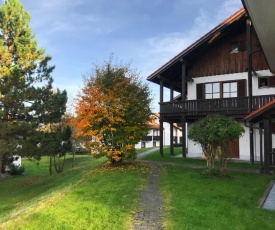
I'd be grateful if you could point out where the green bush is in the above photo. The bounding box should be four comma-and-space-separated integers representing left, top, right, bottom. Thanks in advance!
10, 164, 25, 175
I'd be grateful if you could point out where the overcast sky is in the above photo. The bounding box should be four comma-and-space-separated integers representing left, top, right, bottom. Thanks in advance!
15, 0, 242, 112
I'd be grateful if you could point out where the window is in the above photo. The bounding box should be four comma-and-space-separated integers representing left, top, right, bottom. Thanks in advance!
197, 80, 246, 100
258, 77, 268, 88
231, 42, 239, 53
196, 80, 247, 100
205, 82, 220, 99
153, 129, 159, 136
223, 82, 237, 98
258, 76, 275, 88
230, 41, 246, 53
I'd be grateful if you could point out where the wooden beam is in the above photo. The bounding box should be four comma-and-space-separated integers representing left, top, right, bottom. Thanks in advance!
263, 118, 272, 174
247, 19, 254, 164
160, 117, 164, 157
160, 77, 164, 103
159, 77, 164, 157
170, 85, 174, 155
170, 123, 174, 156
181, 115, 186, 158
181, 61, 186, 101
180, 61, 187, 158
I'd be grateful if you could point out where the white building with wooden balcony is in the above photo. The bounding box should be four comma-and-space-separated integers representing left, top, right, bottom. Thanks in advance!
135, 114, 182, 150
147, 5, 275, 173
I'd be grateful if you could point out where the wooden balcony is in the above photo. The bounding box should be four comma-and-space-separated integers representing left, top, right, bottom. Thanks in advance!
160, 95, 275, 121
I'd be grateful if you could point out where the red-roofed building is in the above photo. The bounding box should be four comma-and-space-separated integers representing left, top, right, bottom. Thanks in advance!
147, 7, 275, 170
135, 114, 182, 149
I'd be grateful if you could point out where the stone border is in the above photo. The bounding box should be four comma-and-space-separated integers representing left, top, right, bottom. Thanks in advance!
258, 180, 275, 208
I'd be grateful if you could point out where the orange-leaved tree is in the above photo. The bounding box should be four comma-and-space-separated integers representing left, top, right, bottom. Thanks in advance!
74, 60, 152, 164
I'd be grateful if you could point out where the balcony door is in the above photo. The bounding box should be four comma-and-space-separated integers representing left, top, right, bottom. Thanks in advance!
228, 139, 239, 158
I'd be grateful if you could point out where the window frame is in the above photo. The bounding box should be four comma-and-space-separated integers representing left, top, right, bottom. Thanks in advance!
258, 76, 275, 88
222, 81, 237, 98
197, 80, 245, 100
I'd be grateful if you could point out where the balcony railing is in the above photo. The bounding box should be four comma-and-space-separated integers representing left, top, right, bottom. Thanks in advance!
160, 95, 275, 118
141, 136, 161, 141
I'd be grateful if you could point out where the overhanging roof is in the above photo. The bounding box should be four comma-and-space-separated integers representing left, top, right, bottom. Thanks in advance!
242, 0, 275, 73
147, 8, 246, 90
245, 99, 275, 123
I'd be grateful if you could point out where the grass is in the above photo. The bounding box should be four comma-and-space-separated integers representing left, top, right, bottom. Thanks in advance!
0, 154, 150, 230
159, 165, 275, 230
142, 147, 261, 170
1, 149, 274, 229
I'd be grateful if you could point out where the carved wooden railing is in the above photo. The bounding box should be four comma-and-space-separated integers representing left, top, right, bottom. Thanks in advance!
160, 95, 275, 117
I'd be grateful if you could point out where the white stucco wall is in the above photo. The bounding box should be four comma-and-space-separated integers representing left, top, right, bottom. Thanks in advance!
187, 70, 275, 100
239, 122, 251, 160
135, 129, 160, 149
185, 70, 275, 160
187, 119, 275, 161
187, 123, 203, 158
187, 121, 252, 160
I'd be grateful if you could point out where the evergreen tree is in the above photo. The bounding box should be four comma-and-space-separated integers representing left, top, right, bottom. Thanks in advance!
0, 0, 67, 174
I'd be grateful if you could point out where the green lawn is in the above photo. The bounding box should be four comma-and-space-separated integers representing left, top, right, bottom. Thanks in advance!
160, 165, 275, 230
1, 150, 274, 229
136, 147, 156, 154
0, 155, 149, 230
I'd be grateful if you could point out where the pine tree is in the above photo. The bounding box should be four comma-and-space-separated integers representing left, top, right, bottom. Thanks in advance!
0, 0, 68, 174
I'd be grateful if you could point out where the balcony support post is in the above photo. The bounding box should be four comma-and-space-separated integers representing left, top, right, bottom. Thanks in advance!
181, 60, 187, 158
263, 118, 272, 174
259, 124, 264, 173
181, 60, 186, 100
247, 19, 254, 164
159, 77, 164, 157
170, 123, 174, 156
181, 116, 186, 157
170, 85, 174, 155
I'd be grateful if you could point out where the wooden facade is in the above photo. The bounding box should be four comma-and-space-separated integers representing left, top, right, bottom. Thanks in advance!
147, 9, 269, 93
187, 28, 268, 78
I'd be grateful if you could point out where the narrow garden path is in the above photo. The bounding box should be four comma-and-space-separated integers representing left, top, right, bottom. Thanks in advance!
131, 162, 163, 230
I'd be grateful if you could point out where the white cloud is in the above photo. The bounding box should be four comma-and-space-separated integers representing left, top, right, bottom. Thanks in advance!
217, 0, 243, 22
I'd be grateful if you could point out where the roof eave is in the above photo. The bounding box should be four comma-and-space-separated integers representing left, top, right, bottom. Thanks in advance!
147, 8, 245, 82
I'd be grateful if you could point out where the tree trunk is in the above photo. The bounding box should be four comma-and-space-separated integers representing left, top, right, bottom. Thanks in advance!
72, 150, 76, 168
0, 159, 2, 178
49, 156, 53, 175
